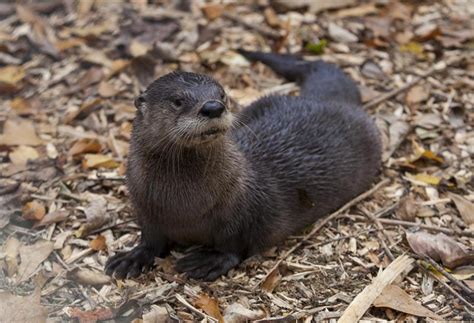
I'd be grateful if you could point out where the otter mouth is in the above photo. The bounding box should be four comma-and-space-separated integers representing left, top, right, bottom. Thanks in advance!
194, 127, 226, 141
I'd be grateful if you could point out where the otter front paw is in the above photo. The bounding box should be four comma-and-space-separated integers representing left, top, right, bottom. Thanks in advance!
175, 249, 240, 281
105, 245, 156, 279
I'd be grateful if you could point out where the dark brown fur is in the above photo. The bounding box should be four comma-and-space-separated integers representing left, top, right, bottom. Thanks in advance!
105, 51, 382, 281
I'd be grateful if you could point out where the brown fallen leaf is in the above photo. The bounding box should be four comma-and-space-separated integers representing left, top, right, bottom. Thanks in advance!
67, 67, 104, 94
448, 193, 474, 226
33, 210, 68, 228
90, 235, 107, 251
0, 289, 48, 323
64, 98, 103, 124
69, 138, 102, 157
194, 293, 224, 323
223, 303, 266, 323
98, 81, 120, 98
261, 267, 282, 293
0, 65, 25, 94
263, 7, 280, 28
129, 39, 151, 57
406, 231, 474, 268
75, 194, 110, 237
68, 268, 111, 286
3, 236, 21, 277
69, 307, 114, 323
17, 240, 54, 283
0, 118, 43, 146
143, 305, 169, 323
106, 59, 130, 79
82, 154, 119, 169
201, 3, 224, 20
16, 4, 58, 57
10, 97, 41, 116
22, 200, 46, 221
396, 195, 417, 222
373, 284, 441, 319
55, 37, 85, 52
406, 85, 429, 105
9, 145, 40, 166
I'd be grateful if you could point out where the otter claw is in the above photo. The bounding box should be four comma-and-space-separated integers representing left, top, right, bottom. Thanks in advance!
176, 249, 240, 281
105, 245, 156, 279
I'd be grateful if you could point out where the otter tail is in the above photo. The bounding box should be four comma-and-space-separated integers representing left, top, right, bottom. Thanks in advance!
237, 49, 361, 105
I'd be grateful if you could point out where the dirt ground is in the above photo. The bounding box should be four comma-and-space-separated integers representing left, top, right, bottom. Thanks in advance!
0, 0, 473, 322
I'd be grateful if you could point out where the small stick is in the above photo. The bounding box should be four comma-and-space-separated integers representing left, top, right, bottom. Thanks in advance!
361, 207, 395, 261
376, 218, 474, 238
422, 256, 473, 296
416, 263, 474, 312
255, 179, 390, 288
175, 294, 218, 322
363, 55, 467, 109
223, 12, 282, 40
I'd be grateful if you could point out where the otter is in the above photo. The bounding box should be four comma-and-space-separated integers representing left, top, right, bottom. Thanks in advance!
105, 50, 382, 281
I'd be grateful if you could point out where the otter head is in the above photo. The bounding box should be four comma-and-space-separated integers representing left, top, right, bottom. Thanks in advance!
135, 71, 234, 148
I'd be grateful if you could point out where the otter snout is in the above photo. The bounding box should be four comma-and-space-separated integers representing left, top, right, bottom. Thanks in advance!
199, 101, 226, 119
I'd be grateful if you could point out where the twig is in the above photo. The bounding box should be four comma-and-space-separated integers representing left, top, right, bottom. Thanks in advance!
421, 256, 473, 296
175, 294, 218, 322
223, 12, 282, 40
416, 262, 474, 312
363, 54, 468, 109
376, 218, 474, 238
254, 179, 390, 288
339, 255, 415, 323
361, 207, 395, 261
89, 218, 136, 235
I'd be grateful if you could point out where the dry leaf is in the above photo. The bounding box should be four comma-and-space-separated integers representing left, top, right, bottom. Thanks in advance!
98, 81, 119, 98
75, 194, 110, 237
22, 200, 46, 221
451, 266, 474, 281
264, 7, 280, 28
33, 210, 68, 228
405, 173, 441, 186
194, 293, 224, 323
383, 120, 410, 161
17, 240, 54, 283
82, 154, 119, 169
69, 138, 102, 157
373, 284, 441, 319
10, 97, 41, 116
328, 23, 358, 43
406, 231, 474, 268
0, 289, 48, 323
396, 195, 417, 221
9, 145, 40, 166
223, 303, 266, 323
3, 236, 21, 277
201, 4, 224, 20
448, 193, 474, 226
143, 305, 169, 323
107, 59, 130, 79
69, 307, 114, 322
261, 267, 282, 293
129, 39, 151, 57
68, 67, 104, 94
0, 65, 25, 94
0, 118, 43, 146
69, 268, 111, 286
90, 235, 107, 251
64, 98, 103, 124
406, 85, 429, 105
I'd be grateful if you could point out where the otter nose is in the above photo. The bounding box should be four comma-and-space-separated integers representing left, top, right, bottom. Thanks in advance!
199, 101, 225, 118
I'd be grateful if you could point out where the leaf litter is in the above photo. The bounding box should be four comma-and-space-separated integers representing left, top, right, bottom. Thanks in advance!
0, 0, 473, 321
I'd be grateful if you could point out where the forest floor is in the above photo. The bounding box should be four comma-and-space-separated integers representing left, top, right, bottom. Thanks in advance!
0, 0, 473, 322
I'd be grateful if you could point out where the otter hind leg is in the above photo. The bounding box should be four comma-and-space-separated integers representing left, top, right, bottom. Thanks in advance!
176, 248, 241, 281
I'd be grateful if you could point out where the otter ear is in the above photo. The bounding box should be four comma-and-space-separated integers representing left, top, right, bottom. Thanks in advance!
134, 94, 147, 114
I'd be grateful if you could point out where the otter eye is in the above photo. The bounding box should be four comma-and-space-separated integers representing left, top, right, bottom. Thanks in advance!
220, 93, 226, 101
174, 98, 183, 107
